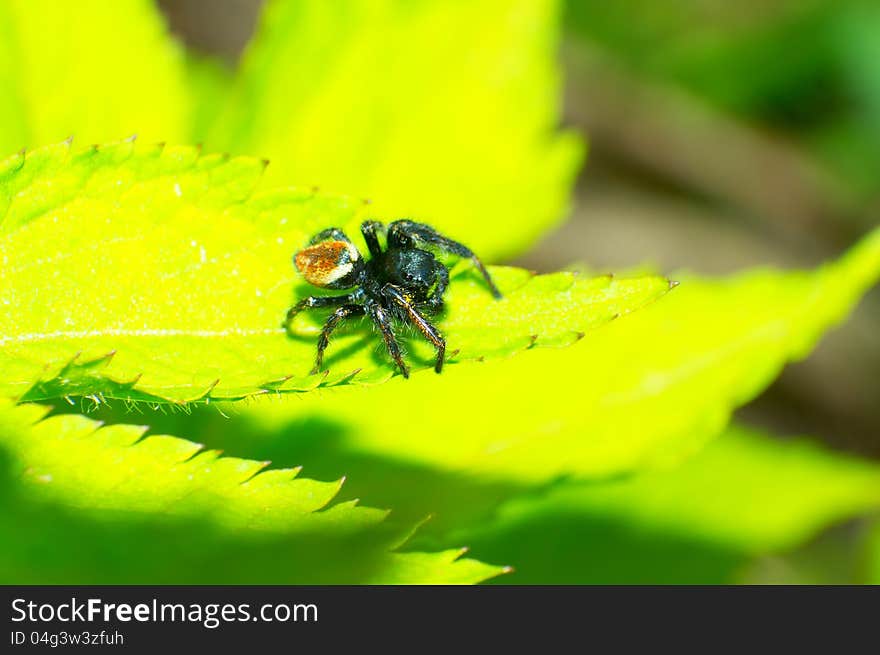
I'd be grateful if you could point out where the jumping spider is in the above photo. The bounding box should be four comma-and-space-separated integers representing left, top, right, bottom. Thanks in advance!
285, 220, 502, 378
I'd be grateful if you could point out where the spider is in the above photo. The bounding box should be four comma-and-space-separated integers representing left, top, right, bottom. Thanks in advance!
285, 220, 502, 378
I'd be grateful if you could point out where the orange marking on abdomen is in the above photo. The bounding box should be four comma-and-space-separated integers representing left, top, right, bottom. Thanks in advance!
295, 240, 354, 286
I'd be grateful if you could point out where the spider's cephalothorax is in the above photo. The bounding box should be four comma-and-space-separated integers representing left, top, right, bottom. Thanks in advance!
286, 220, 501, 378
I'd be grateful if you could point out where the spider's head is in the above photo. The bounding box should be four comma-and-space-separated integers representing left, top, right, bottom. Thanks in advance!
388, 248, 438, 296
294, 239, 363, 289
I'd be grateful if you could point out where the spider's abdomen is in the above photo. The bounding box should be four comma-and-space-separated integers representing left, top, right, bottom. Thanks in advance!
295, 239, 361, 289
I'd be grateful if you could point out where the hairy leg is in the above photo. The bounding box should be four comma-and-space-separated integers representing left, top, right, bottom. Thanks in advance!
369, 304, 410, 378
383, 284, 446, 373
422, 261, 450, 312
308, 227, 351, 245
285, 293, 359, 326
312, 304, 366, 374
360, 220, 385, 259
387, 220, 501, 298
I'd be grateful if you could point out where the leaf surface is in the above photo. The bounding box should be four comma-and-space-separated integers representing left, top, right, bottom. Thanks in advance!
0, 0, 188, 152
444, 425, 880, 583
208, 0, 582, 260
0, 399, 503, 584
0, 141, 668, 403
242, 226, 880, 482
871, 523, 880, 583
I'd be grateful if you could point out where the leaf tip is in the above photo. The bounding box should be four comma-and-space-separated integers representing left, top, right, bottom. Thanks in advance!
337, 368, 362, 384
125, 134, 138, 143
260, 374, 293, 392
125, 372, 143, 388
668, 279, 680, 290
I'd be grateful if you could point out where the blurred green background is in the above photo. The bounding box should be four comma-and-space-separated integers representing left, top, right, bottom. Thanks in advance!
159, 0, 880, 461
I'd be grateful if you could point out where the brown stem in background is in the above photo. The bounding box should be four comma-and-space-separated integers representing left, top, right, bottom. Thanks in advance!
564, 41, 865, 250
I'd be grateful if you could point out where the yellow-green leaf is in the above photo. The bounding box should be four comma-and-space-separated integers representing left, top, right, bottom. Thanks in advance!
208, 0, 582, 260
0, 140, 667, 403
0, 399, 503, 584
0, 0, 189, 152
445, 425, 880, 583
242, 226, 880, 483
870, 522, 880, 583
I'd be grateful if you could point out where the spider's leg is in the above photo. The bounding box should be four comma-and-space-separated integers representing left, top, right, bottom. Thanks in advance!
422, 261, 450, 312
387, 220, 501, 299
285, 293, 358, 325
360, 220, 386, 259
369, 304, 410, 378
308, 227, 351, 245
383, 284, 446, 373
312, 304, 366, 374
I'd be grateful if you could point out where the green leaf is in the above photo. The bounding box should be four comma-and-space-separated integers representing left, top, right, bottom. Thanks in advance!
0, 0, 189, 153
441, 425, 880, 583
0, 140, 668, 403
186, 54, 234, 144
0, 398, 503, 584
470, 425, 880, 553
241, 226, 880, 483
207, 0, 582, 260
870, 523, 880, 583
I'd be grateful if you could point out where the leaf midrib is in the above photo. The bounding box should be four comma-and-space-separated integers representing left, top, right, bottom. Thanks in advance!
0, 326, 285, 347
